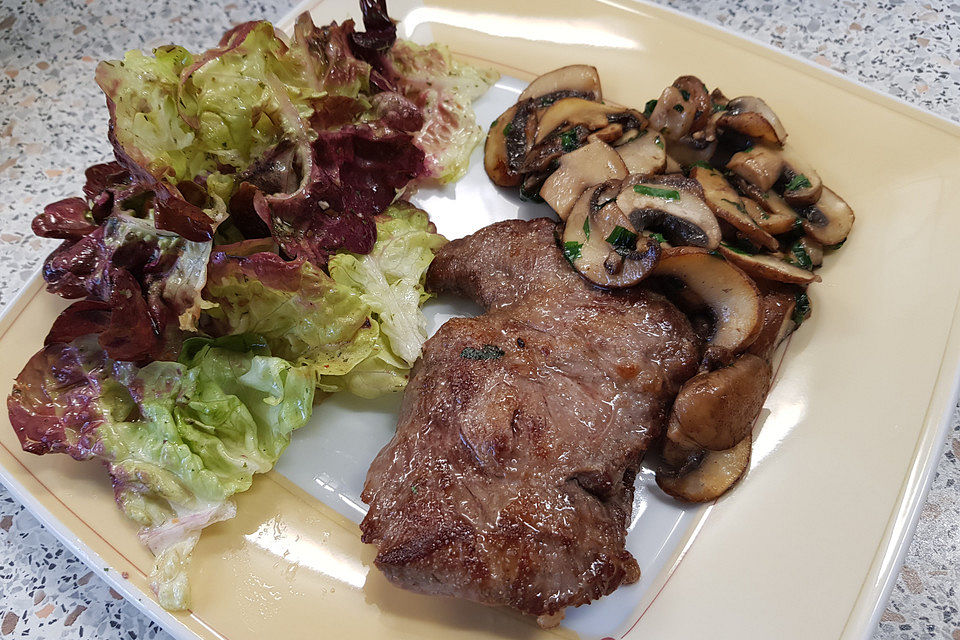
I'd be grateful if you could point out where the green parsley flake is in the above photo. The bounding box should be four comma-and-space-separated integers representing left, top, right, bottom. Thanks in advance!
790, 241, 813, 270
634, 184, 679, 201
643, 99, 658, 117
721, 198, 748, 215
606, 225, 638, 256
680, 89, 690, 100
654, 135, 664, 149
563, 240, 583, 263
785, 174, 812, 191
503, 121, 514, 136
560, 129, 579, 152
583, 216, 591, 240
792, 291, 811, 326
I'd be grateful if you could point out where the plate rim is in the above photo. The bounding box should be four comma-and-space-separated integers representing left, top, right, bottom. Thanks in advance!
0, 1, 957, 639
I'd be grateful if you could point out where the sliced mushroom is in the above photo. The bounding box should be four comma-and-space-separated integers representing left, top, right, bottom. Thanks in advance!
518, 64, 602, 103
667, 353, 771, 451
615, 130, 666, 175
666, 134, 718, 168
726, 144, 784, 192
710, 88, 730, 109
671, 75, 713, 131
747, 284, 801, 361
539, 140, 627, 220
652, 247, 762, 354
718, 244, 821, 285
796, 236, 823, 267
718, 96, 787, 145
533, 98, 628, 144
778, 148, 822, 206
616, 180, 720, 249
656, 436, 751, 503
484, 104, 521, 187
562, 181, 660, 288
795, 186, 855, 246
736, 179, 799, 235
690, 165, 778, 250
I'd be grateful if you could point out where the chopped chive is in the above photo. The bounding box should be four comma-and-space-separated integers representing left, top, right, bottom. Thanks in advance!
643, 99, 658, 117
712, 103, 728, 112
583, 216, 590, 240
503, 121, 514, 136
633, 184, 680, 201
720, 242, 751, 255
691, 160, 713, 170
491, 118, 499, 127
679, 89, 690, 100
790, 241, 814, 270
563, 240, 583, 263
654, 135, 664, 149
606, 225, 638, 256
785, 173, 812, 191
792, 291, 811, 326
650, 232, 666, 243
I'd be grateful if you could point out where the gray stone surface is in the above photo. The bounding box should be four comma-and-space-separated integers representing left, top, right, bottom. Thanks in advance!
0, 0, 956, 638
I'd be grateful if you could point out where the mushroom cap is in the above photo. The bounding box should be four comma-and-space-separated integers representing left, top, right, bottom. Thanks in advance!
738, 190, 798, 235
617, 179, 720, 249
652, 247, 763, 354
690, 165, 778, 250
796, 186, 855, 246
719, 96, 788, 145
539, 139, 627, 220
726, 144, 784, 192
656, 436, 751, 502
718, 244, 821, 285
484, 104, 521, 187
668, 353, 771, 451
562, 181, 660, 288
615, 130, 666, 176
779, 147, 823, 206
519, 64, 602, 103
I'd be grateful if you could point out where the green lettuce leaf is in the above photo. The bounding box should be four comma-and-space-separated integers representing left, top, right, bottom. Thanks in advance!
201, 250, 379, 384
388, 41, 498, 183
328, 202, 446, 367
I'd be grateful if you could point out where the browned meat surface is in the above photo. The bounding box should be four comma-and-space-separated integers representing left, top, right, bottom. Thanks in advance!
360, 218, 702, 619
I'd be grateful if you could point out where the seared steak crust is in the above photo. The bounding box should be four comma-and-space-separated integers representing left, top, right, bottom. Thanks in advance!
360, 218, 701, 616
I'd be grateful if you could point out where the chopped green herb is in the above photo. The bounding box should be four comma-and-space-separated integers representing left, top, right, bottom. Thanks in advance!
643, 99, 658, 117
673, 103, 685, 113
785, 174, 812, 191
491, 118, 499, 127
789, 241, 814, 270
712, 103, 728, 112
708, 249, 722, 258
721, 242, 751, 255
635, 128, 649, 139
654, 135, 664, 149
691, 160, 713, 170
679, 89, 690, 101
560, 129, 579, 152
721, 198, 748, 215
792, 291, 811, 326
583, 216, 591, 240
606, 225, 638, 256
461, 344, 505, 360
411, 485, 419, 495
563, 240, 583, 263
650, 232, 666, 243
793, 216, 804, 231
633, 184, 680, 201
503, 121, 514, 136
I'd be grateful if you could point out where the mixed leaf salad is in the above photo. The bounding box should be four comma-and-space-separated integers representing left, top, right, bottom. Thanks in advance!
7, 0, 495, 610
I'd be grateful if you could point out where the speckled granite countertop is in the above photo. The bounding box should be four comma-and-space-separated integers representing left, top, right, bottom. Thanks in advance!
0, 0, 957, 638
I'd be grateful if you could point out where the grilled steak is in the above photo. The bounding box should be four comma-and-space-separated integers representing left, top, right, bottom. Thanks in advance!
360, 218, 702, 620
